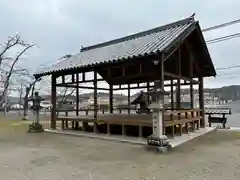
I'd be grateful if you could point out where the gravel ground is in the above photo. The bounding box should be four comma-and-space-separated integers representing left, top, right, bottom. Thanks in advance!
0, 121, 240, 180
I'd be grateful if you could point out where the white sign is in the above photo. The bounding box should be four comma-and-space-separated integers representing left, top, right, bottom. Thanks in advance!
152, 111, 163, 138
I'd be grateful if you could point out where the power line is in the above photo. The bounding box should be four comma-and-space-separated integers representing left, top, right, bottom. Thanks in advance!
216, 72, 240, 76
206, 32, 240, 44
202, 18, 240, 32
216, 65, 240, 70
203, 20, 240, 73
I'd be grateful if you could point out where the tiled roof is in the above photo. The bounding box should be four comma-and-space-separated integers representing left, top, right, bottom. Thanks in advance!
130, 91, 144, 105
35, 16, 197, 77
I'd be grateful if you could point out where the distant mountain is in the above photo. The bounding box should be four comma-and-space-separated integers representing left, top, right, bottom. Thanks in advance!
166, 85, 240, 101
205, 85, 240, 101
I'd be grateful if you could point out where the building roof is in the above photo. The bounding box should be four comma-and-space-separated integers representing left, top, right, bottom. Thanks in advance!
130, 91, 145, 105
34, 16, 201, 78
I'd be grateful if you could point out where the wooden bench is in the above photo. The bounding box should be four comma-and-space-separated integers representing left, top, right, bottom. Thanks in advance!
208, 116, 227, 128
205, 108, 231, 129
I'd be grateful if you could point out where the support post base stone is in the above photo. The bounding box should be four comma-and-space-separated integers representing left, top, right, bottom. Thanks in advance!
146, 135, 171, 153
28, 123, 44, 133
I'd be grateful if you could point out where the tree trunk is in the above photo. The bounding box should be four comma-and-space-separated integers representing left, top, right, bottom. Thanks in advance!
22, 87, 30, 120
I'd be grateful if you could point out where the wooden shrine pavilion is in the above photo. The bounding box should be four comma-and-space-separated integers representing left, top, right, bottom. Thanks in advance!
34, 15, 216, 138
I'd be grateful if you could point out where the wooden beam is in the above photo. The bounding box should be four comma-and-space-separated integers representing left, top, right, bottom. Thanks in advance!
56, 84, 108, 90
113, 85, 153, 90
56, 78, 104, 86
107, 70, 200, 85
107, 73, 145, 83
164, 72, 199, 84
112, 81, 199, 90
51, 74, 57, 129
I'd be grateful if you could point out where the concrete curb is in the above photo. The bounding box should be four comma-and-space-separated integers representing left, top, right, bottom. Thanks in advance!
44, 127, 217, 149
170, 127, 217, 148
217, 127, 240, 132
44, 129, 146, 146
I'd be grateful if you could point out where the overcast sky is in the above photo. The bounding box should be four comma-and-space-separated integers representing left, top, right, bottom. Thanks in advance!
1, 0, 240, 95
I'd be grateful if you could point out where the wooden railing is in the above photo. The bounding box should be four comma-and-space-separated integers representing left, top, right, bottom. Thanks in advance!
56, 108, 204, 137
163, 109, 202, 136
56, 107, 137, 115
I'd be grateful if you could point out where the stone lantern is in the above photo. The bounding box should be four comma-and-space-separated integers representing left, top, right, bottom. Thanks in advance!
28, 91, 44, 133
145, 81, 171, 152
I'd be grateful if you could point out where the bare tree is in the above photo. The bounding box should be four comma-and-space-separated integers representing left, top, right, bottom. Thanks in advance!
17, 71, 42, 120
0, 34, 36, 113
15, 82, 24, 105
56, 88, 75, 116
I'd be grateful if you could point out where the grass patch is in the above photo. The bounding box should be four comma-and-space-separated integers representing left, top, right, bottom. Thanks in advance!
0, 119, 28, 133
0, 118, 53, 135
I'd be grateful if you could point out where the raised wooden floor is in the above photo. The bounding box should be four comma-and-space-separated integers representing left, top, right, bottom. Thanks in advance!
56, 109, 202, 137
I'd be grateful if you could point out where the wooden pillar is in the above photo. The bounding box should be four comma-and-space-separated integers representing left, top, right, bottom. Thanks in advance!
170, 80, 174, 110
186, 43, 194, 109
127, 84, 130, 114
93, 71, 98, 133
147, 82, 150, 104
139, 125, 142, 137
107, 123, 110, 134
176, 48, 181, 109
93, 71, 98, 119
76, 73, 79, 116
189, 61, 194, 109
199, 76, 205, 127
160, 54, 164, 90
122, 124, 126, 136
160, 53, 165, 134
75, 73, 79, 129
190, 81, 194, 108
51, 74, 57, 129
109, 84, 113, 113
